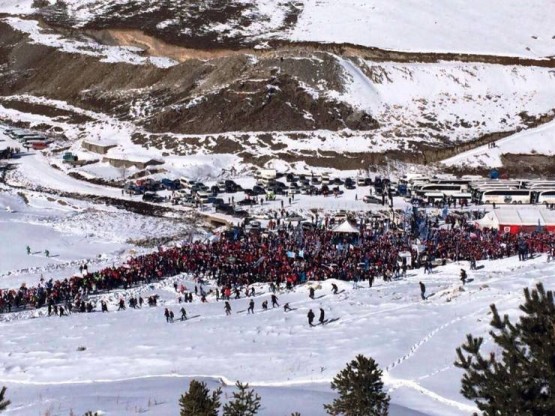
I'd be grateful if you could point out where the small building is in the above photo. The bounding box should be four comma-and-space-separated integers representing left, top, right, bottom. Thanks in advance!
103, 154, 164, 170
476, 208, 555, 234
82, 140, 117, 154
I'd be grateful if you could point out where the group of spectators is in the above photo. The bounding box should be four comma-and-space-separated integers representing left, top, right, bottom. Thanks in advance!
1, 212, 554, 314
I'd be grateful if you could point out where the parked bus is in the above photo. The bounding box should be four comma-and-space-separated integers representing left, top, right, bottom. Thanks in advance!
478, 190, 532, 205
416, 184, 463, 197
536, 190, 555, 205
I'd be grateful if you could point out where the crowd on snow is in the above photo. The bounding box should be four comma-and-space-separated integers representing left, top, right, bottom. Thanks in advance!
2, 211, 555, 314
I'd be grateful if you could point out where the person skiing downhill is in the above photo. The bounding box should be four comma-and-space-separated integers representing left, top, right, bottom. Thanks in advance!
460, 269, 467, 285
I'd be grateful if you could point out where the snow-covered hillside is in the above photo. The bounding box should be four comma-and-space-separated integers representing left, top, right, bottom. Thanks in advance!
442, 118, 555, 168
1, 219, 552, 415
3, 0, 554, 57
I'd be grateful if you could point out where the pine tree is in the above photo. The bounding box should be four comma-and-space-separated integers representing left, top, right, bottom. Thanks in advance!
179, 380, 222, 416
222, 381, 262, 416
455, 282, 555, 416
324, 355, 390, 416
0, 386, 10, 412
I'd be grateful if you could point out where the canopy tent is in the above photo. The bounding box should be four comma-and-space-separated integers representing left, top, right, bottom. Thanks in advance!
475, 208, 555, 234
331, 220, 360, 234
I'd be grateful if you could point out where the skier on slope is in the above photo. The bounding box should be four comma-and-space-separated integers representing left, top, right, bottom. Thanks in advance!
247, 299, 255, 314
419, 281, 426, 300
180, 307, 187, 321
271, 294, 279, 308
284, 303, 292, 312
319, 308, 325, 325
307, 309, 315, 326
460, 269, 467, 285
224, 301, 232, 316
331, 283, 338, 295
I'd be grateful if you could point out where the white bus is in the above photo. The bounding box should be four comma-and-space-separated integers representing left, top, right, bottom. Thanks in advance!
537, 190, 555, 205
417, 184, 463, 197
479, 190, 532, 205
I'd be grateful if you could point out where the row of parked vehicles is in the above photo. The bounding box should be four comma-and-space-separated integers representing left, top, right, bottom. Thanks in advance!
3, 128, 50, 150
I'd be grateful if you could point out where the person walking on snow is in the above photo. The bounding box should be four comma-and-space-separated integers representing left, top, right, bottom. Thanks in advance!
26, 245, 31, 255
180, 307, 187, 321
247, 299, 255, 314
309, 287, 315, 299
262, 300, 268, 310
45, 249, 50, 258
332, 283, 338, 295
224, 301, 232, 316
271, 294, 279, 308
164, 308, 170, 323
307, 309, 315, 326
419, 281, 426, 300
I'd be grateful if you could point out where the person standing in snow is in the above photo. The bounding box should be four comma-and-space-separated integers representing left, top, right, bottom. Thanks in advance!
26, 245, 31, 255
419, 281, 426, 300
101, 300, 108, 313
271, 294, 279, 308
284, 303, 292, 312
118, 298, 126, 311
247, 299, 255, 314
319, 308, 325, 325
309, 287, 315, 299
44, 249, 50, 258
331, 283, 338, 295
180, 307, 187, 321
169, 310, 174, 323
225, 301, 232, 316
307, 309, 315, 326
262, 300, 268, 311
164, 308, 170, 323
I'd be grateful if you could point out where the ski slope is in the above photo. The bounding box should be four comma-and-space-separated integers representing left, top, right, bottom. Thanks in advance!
1, 229, 553, 415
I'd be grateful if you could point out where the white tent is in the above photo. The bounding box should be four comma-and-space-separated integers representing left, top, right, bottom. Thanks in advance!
332, 220, 360, 234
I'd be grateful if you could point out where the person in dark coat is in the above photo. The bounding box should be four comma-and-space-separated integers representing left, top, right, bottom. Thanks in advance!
460, 269, 467, 285
419, 281, 426, 300
262, 300, 268, 310
180, 307, 187, 321
164, 308, 170, 323
331, 283, 338, 295
307, 309, 315, 326
309, 287, 315, 299
247, 299, 255, 314
225, 301, 232, 316
319, 308, 325, 324
271, 294, 279, 308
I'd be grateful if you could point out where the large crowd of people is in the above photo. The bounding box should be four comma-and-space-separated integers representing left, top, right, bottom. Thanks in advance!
1, 212, 555, 314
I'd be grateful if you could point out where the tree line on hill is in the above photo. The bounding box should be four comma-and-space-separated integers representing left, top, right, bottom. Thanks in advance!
1, 283, 553, 415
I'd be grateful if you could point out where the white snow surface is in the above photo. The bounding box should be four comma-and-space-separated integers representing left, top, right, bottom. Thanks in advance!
442, 117, 555, 167
1, 120, 554, 415
2, 1, 554, 57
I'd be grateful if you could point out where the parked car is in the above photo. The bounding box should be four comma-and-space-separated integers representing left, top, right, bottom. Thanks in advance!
161, 178, 180, 190
252, 185, 266, 195
233, 209, 250, 218
142, 192, 165, 203
363, 195, 382, 204
237, 198, 257, 206
216, 203, 234, 214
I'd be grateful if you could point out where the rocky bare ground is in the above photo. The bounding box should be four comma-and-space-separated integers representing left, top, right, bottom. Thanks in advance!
0, 12, 554, 170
